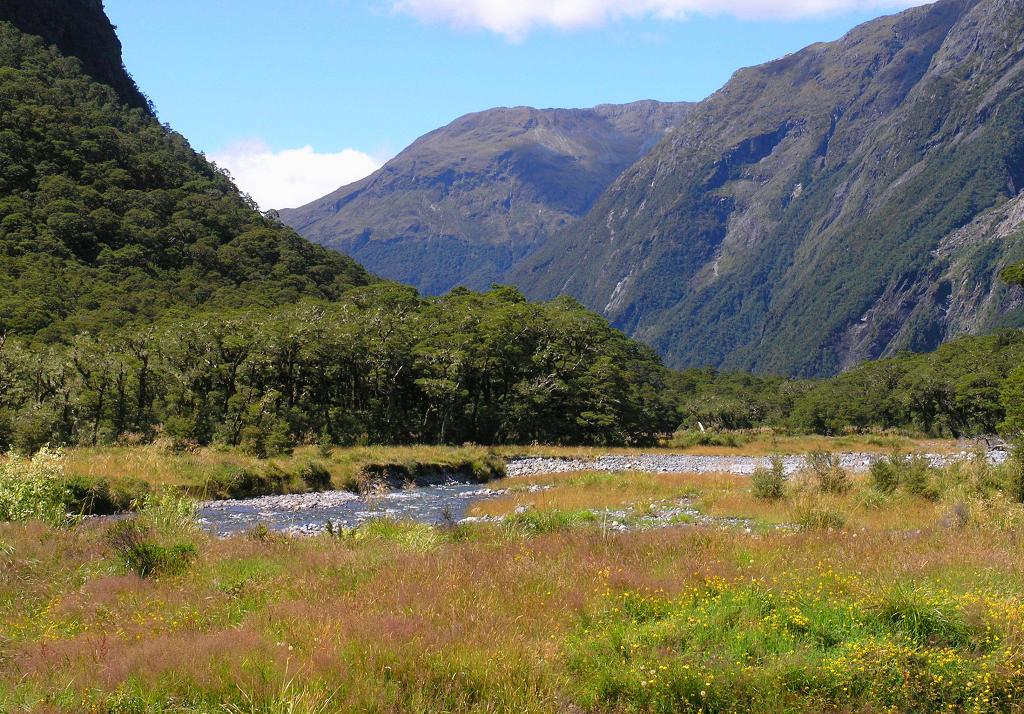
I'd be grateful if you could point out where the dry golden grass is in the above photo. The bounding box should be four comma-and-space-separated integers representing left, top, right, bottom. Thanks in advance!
22, 435, 961, 493
57, 443, 501, 490
471, 466, 986, 534
470, 471, 723, 517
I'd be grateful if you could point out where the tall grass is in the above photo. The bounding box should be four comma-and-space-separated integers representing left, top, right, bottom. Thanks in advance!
3, 444, 1024, 712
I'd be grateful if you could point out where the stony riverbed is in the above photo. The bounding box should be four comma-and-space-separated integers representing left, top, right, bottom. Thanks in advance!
199, 449, 1007, 536
504, 450, 1007, 478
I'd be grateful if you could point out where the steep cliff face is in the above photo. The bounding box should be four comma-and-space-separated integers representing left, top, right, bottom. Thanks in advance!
281, 101, 692, 295
511, 0, 1024, 376
0, 0, 149, 110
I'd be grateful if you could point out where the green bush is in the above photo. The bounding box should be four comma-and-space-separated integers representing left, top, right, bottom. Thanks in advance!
751, 456, 786, 500
504, 509, 598, 536
870, 458, 901, 494
806, 451, 851, 494
106, 520, 197, 578
669, 430, 747, 449
870, 453, 944, 500
902, 456, 941, 501
795, 498, 846, 531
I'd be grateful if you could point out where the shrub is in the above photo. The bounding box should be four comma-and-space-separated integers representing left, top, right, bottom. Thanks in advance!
299, 462, 333, 492
901, 455, 940, 501
140, 492, 198, 536
669, 430, 747, 449
106, 520, 197, 578
0, 447, 70, 525
870, 453, 943, 500
806, 451, 851, 494
751, 456, 786, 500
869, 583, 971, 648
870, 458, 901, 494
794, 495, 846, 531
503, 509, 598, 536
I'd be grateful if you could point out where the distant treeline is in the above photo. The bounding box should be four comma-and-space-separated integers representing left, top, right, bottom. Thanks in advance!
3, 286, 1022, 453
0, 286, 678, 452
673, 328, 1024, 439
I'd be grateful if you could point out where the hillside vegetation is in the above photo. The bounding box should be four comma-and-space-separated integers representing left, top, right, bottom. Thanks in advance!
282, 101, 692, 295
0, 21, 372, 343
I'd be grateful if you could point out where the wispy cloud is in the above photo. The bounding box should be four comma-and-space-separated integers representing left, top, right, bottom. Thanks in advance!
392, 0, 930, 40
209, 139, 384, 210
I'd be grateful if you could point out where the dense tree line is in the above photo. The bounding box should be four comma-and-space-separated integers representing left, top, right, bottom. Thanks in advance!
674, 328, 1024, 439
0, 287, 677, 451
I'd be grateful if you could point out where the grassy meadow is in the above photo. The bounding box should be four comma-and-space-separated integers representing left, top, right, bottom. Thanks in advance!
2, 439, 1024, 711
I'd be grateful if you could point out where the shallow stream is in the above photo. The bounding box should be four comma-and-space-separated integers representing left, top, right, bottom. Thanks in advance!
200, 481, 502, 536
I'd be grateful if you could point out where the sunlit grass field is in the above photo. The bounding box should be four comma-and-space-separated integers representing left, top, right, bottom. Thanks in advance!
2, 441, 1023, 712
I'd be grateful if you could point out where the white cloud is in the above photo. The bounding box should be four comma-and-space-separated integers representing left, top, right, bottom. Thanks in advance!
209, 139, 384, 210
392, 0, 930, 39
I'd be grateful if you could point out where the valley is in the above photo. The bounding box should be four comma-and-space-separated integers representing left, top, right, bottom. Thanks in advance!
2, 0, 1024, 711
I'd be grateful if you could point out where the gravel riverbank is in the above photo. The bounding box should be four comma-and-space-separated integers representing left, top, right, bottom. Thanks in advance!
504, 450, 1008, 478
198, 449, 1009, 535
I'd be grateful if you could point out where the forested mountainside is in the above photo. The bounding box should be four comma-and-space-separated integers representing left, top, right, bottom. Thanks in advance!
280, 101, 692, 295
0, 4, 678, 449
0, 0, 148, 110
503, 0, 1024, 376
0, 19, 373, 342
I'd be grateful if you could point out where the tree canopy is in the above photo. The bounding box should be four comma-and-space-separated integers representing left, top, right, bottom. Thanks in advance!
0, 22, 372, 344
0, 287, 677, 451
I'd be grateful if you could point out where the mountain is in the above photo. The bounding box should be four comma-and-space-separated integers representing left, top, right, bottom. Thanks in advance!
0, 9, 372, 341
280, 101, 692, 295
0, 0, 148, 111
511, 0, 1024, 376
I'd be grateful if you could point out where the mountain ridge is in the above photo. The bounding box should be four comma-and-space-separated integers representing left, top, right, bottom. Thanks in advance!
280, 100, 693, 295
509, 0, 1024, 376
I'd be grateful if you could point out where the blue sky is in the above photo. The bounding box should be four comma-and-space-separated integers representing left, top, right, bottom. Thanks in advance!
103, 0, 927, 209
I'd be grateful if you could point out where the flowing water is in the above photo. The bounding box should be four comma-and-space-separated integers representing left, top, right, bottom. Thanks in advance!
200, 481, 503, 537
199, 450, 1006, 536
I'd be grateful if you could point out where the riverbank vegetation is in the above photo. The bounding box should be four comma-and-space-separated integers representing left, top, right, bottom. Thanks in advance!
0, 444, 507, 516
4, 315, 1021, 459
3, 451, 1024, 712
0, 435, 958, 516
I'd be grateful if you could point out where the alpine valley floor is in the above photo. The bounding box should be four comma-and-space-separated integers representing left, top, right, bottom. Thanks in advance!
3, 440, 1024, 712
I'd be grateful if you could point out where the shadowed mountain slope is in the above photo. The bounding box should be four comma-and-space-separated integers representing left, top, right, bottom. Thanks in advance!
510, 0, 1024, 376
0, 0, 149, 111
